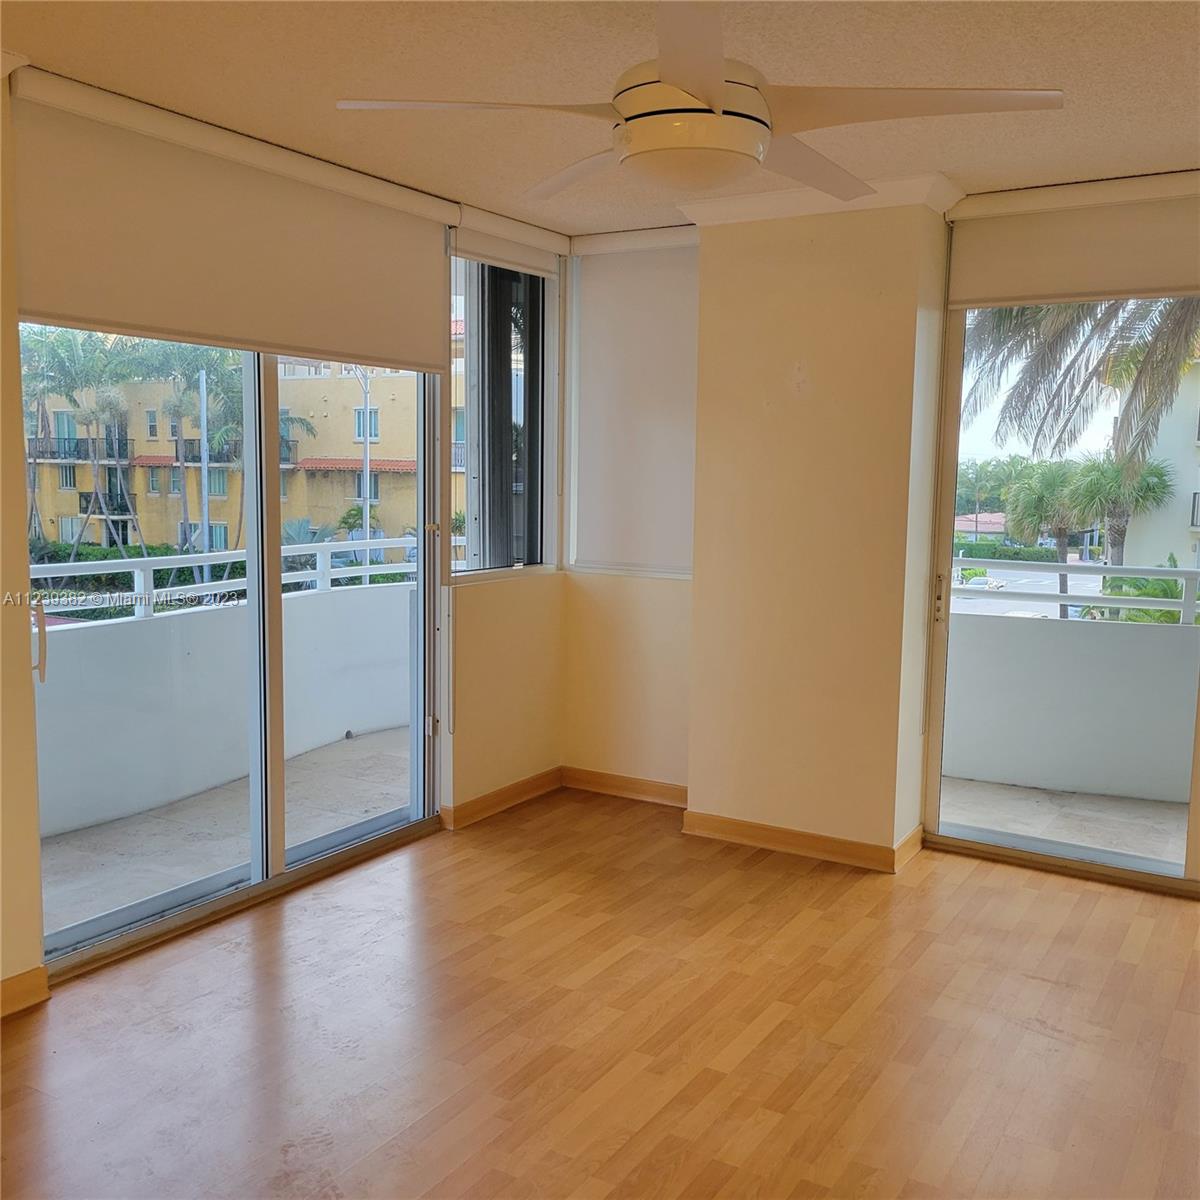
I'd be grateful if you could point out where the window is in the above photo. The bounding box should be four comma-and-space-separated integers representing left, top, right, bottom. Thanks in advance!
354, 471, 380, 502
58, 464, 76, 489
178, 521, 200, 550
280, 471, 288, 500
169, 466, 182, 494
169, 416, 180, 439
53, 410, 77, 442
354, 406, 380, 441
452, 258, 545, 571
208, 467, 228, 497
209, 523, 228, 551
56, 515, 87, 544
148, 467, 161, 494
146, 408, 158, 439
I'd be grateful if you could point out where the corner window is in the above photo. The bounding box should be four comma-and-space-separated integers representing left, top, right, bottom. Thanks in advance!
451, 257, 545, 571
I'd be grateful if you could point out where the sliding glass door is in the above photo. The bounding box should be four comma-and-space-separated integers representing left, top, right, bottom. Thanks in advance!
275, 357, 431, 864
23, 326, 436, 958
23, 327, 265, 953
927, 299, 1199, 881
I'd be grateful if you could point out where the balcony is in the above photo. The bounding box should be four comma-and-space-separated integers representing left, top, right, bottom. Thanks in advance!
941, 556, 1199, 876
280, 438, 298, 465
181, 437, 242, 464
451, 440, 466, 471
79, 491, 136, 515
28, 435, 133, 461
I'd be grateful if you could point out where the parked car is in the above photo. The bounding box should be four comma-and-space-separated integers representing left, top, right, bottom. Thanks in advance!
964, 576, 1006, 590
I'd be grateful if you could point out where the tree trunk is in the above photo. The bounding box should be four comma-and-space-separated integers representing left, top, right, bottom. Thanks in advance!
222, 453, 246, 582
1055, 533, 1070, 620
1107, 520, 1127, 568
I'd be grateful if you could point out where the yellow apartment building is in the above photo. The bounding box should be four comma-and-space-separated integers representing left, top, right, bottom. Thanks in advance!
26, 351, 468, 554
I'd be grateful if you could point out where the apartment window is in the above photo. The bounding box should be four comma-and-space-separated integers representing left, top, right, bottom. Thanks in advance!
169, 467, 182, 494
146, 408, 158, 439
208, 467, 228, 497
169, 416, 180, 439
58, 464, 76, 489
209, 523, 228, 551
178, 521, 200, 550
148, 466, 161, 494
280, 471, 288, 500
452, 258, 545, 571
53, 410, 77, 442
354, 471, 380, 502
57, 516, 86, 544
354, 407, 380, 441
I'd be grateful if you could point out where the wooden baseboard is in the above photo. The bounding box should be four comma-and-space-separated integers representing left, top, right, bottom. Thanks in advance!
441, 768, 564, 830
893, 824, 924, 872
682, 811, 916, 873
1, 965, 49, 1018
561, 767, 687, 808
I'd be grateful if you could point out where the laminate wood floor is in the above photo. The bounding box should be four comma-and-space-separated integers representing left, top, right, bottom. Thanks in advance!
2, 790, 1197, 1200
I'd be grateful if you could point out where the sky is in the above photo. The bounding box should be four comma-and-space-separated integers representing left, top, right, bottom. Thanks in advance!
956, 368, 1119, 463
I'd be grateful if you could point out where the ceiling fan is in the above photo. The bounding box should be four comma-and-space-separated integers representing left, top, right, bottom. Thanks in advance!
337, 2, 1063, 203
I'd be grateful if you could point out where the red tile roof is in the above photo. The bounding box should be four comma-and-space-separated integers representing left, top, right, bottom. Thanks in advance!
954, 512, 1007, 535
297, 456, 417, 473
131, 454, 176, 467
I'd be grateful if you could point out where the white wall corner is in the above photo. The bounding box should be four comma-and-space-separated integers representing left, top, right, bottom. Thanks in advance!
677, 173, 964, 227
1, 52, 30, 79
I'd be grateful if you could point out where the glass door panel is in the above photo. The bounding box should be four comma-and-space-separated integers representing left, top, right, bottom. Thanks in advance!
276, 357, 427, 863
935, 299, 1198, 878
22, 325, 265, 954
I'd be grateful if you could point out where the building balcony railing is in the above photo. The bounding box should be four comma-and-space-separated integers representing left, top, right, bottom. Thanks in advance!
28, 436, 133, 462
79, 491, 137, 516
280, 439, 298, 465
451, 441, 465, 471
181, 438, 242, 464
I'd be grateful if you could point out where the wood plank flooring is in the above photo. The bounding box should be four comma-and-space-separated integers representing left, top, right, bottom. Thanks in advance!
2, 789, 1197, 1200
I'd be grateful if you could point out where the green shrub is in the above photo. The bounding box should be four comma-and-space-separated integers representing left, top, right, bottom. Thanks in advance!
960, 567, 988, 582
955, 543, 1058, 563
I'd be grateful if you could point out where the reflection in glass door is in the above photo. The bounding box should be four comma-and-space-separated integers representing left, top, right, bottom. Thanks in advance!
931, 299, 1199, 879
22, 325, 265, 954
276, 357, 430, 864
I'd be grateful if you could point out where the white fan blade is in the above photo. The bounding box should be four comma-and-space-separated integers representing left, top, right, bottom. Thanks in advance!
525, 151, 612, 201
762, 86, 1064, 134
337, 99, 618, 122
656, 2, 725, 113
763, 136, 876, 201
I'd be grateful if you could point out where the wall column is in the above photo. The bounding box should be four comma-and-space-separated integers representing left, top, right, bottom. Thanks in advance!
686, 204, 947, 857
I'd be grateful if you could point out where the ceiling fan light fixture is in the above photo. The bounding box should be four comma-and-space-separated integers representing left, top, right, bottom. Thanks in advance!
615, 111, 769, 189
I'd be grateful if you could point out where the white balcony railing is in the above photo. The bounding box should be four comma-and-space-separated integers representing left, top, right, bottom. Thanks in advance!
950, 556, 1199, 624
29, 536, 468, 618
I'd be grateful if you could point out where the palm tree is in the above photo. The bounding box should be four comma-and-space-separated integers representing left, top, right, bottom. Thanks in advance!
1067, 453, 1174, 566
1006, 460, 1079, 618
963, 298, 1200, 464
956, 458, 1002, 536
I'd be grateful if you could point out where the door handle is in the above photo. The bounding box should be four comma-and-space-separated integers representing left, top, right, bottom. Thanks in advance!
31, 597, 47, 683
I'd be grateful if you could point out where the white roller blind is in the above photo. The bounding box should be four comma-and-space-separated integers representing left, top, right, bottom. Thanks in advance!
572, 246, 697, 576
12, 92, 450, 372
949, 193, 1200, 308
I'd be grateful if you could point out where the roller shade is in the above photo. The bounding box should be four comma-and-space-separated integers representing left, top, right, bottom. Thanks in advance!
12, 85, 451, 372
949, 193, 1200, 309
451, 210, 563, 278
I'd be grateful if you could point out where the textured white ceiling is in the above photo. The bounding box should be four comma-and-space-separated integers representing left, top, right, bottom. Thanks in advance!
4, 1, 1198, 236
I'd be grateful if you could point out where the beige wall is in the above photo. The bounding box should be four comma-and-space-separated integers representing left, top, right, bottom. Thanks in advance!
688, 206, 946, 849
448, 572, 565, 805
2, 80, 45, 983
563, 572, 690, 785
